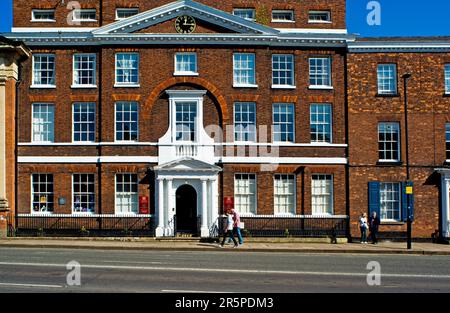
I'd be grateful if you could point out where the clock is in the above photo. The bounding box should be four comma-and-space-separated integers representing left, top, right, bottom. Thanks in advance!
175, 15, 197, 34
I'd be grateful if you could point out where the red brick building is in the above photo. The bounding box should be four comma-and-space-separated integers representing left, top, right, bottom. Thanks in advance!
7, 0, 352, 237
347, 38, 450, 241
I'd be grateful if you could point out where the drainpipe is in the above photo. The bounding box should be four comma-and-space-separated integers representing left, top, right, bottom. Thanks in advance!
14, 62, 23, 231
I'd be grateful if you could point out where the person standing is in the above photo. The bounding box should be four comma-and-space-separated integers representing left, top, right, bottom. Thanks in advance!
220, 211, 238, 248
369, 211, 380, 244
231, 208, 244, 245
359, 212, 369, 244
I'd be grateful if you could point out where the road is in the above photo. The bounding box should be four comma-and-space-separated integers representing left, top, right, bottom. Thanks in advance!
0, 247, 449, 293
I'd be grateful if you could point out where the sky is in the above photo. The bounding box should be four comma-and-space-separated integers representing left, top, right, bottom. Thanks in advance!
0, 0, 449, 37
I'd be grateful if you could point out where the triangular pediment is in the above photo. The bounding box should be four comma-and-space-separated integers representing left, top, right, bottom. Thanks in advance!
92, 0, 278, 35
155, 157, 222, 172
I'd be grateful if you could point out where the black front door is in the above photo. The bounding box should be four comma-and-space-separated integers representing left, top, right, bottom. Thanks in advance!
176, 185, 198, 234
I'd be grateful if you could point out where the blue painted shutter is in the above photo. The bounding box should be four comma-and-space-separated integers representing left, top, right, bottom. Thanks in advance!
404, 182, 414, 222
368, 182, 380, 217
401, 182, 407, 222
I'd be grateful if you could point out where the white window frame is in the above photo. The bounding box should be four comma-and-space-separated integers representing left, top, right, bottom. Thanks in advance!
72, 102, 96, 143
174, 52, 198, 76
377, 64, 398, 95
232, 8, 256, 21
233, 53, 257, 88
274, 174, 296, 215
379, 182, 402, 222
31, 9, 56, 22
310, 104, 333, 144
446, 123, 450, 160
72, 9, 97, 22
115, 102, 139, 143
272, 103, 295, 143
115, 173, 139, 215
311, 174, 334, 216
445, 64, 450, 94
32, 103, 55, 143
378, 122, 401, 162
234, 173, 257, 215
308, 11, 331, 23
72, 174, 96, 215
115, 53, 140, 87
115, 8, 139, 20
234, 102, 257, 143
174, 102, 198, 142
272, 54, 295, 89
31, 54, 56, 88
72, 54, 97, 88
31, 174, 54, 214
309, 57, 332, 89
271, 10, 295, 23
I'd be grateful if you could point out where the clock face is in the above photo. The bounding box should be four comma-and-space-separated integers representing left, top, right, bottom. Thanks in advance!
175, 15, 197, 34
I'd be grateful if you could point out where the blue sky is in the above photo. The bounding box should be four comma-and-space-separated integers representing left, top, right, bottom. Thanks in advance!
0, 0, 449, 37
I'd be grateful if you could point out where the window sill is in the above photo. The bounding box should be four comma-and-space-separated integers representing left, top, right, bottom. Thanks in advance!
72, 20, 98, 23
71, 85, 98, 89
30, 85, 56, 89
380, 221, 405, 226
309, 85, 333, 90
114, 84, 141, 88
174, 72, 199, 77
272, 85, 296, 90
30, 20, 56, 23
271, 20, 295, 23
377, 161, 403, 166
444, 92, 450, 97
233, 84, 258, 88
308, 20, 332, 24
376, 93, 400, 98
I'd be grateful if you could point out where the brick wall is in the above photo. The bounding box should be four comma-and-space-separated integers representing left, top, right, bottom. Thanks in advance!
13, 0, 346, 29
347, 51, 450, 240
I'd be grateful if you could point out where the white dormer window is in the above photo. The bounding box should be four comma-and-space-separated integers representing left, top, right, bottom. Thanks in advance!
174, 53, 198, 76
115, 8, 139, 20
31, 9, 55, 22
72, 9, 97, 22
272, 10, 295, 23
308, 11, 331, 23
232, 8, 256, 21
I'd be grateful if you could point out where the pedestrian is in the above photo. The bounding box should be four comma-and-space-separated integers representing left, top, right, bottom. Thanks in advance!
369, 211, 380, 244
231, 208, 243, 245
359, 212, 369, 244
220, 211, 238, 248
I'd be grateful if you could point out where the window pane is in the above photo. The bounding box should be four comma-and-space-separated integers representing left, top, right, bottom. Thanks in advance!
232, 9, 255, 21
116, 53, 139, 84
234, 102, 256, 142
380, 183, 401, 221
233, 53, 256, 86
115, 174, 139, 214
33, 54, 55, 86
115, 102, 139, 142
73, 54, 96, 86
116, 8, 139, 20
272, 10, 294, 21
272, 54, 294, 86
274, 174, 295, 215
309, 57, 332, 87
32, 174, 54, 213
175, 102, 197, 142
73, 103, 95, 142
273, 104, 295, 142
32, 104, 54, 142
378, 122, 400, 161
311, 174, 333, 215
175, 53, 197, 74
377, 64, 397, 94
234, 174, 257, 214
310, 104, 332, 143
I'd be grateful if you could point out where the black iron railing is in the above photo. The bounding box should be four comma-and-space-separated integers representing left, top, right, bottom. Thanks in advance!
8, 214, 155, 237
217, 215, 349, 238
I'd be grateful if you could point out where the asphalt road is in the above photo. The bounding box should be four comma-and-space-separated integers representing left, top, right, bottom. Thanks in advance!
0, 247, 449, 293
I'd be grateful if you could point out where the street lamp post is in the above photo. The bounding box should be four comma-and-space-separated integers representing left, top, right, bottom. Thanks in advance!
402, 73, 412, 250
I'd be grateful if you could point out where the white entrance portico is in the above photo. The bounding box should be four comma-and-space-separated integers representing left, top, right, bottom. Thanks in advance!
436, 169, 450, 238
154, 158, 221, 237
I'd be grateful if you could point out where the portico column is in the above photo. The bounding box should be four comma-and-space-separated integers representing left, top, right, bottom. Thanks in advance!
167, 179, 174, 236
155, 178, 165, 237
200, 179, 209, 237
443, 177, 450, 238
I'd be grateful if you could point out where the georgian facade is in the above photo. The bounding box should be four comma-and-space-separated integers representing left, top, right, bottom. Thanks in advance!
7, 0, 351, 237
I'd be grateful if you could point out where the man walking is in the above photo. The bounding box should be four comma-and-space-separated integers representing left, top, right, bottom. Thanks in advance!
369, 211, 380, 244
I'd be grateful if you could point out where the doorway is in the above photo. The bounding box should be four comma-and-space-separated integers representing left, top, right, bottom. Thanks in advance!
175, 184, 198, 234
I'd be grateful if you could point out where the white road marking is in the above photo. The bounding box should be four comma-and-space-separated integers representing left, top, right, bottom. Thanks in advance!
0, 282, 62, 288
101, 261, 165, 265
162, 289, 232, 293
0, 262, 450, 279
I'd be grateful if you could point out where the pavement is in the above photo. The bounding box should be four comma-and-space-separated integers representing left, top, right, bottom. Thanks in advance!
1, 237, 450, 255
